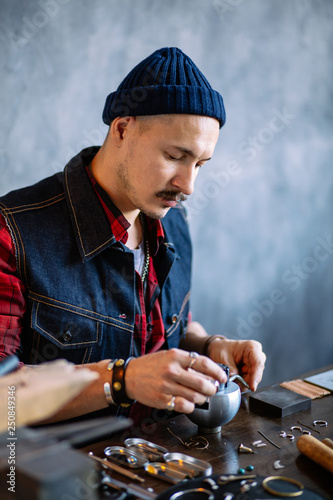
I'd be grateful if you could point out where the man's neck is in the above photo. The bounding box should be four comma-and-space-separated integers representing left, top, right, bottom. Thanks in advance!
125, 215, 143, 250
89, 146, 141, 230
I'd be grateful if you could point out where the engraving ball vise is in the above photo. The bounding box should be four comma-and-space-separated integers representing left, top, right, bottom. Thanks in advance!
187, 364, 242, 433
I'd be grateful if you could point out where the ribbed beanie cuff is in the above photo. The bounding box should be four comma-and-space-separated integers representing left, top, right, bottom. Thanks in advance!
102, 47, 226, 128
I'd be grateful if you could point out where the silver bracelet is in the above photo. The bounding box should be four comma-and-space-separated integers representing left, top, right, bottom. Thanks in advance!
103, 382, 115, 405
103, 360, 116, 405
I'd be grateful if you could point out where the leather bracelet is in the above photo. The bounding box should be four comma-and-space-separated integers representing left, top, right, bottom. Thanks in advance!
112, 358, 134, 408
202, 335, 226, 357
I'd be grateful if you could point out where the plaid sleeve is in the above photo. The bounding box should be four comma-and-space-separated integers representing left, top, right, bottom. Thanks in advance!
0, 214, 26, 360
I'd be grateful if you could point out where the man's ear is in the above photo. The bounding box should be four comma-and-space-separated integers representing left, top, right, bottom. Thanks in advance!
110, 116, 136, 144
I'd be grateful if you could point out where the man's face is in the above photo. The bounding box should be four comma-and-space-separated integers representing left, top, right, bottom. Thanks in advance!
115, 114, 220, 220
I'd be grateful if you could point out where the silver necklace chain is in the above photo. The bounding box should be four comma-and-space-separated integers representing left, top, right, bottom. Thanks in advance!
141, 239, 150, 283
139, 213, 150, 284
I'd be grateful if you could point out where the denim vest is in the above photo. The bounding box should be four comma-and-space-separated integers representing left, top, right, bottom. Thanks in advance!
0, 148, 191, 365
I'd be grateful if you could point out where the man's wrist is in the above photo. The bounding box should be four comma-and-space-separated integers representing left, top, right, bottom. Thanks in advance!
103, 358, 134, 407
111, 358, 134, 408
202, 335, 226, 357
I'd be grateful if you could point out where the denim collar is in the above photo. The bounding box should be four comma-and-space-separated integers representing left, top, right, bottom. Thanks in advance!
64, 147, 118, 261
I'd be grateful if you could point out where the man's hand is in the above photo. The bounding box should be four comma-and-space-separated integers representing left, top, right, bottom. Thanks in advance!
124, 348, 226, 413
206, 337, 266, 391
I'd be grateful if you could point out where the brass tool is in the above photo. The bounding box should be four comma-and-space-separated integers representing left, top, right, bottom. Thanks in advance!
88, 452, 145, 482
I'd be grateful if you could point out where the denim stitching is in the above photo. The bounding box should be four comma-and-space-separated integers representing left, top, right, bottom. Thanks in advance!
165, 290, 191, 337
34, 302, 100, 347
0, 194, 65, 214
30, 293, 133, 332
85, 346, 93, 364
64, 168, 115, 258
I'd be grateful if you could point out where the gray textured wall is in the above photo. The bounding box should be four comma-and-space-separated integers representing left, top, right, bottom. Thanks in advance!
0, 0, 332, 386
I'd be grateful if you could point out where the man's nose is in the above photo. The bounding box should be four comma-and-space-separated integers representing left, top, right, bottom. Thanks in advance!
171, 165, 197, 196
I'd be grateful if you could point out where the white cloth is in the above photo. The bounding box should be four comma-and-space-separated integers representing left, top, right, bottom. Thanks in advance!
132, 239, 145, 276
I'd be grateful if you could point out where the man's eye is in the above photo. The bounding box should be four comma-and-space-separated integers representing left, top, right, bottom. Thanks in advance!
168, 154, 180, 161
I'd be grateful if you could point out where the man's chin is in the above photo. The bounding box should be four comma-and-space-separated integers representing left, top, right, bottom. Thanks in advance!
141, 205, 171, 220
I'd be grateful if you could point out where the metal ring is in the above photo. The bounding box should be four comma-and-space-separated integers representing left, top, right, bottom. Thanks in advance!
313, 420, 327, 427
203, 477, 218, 489
188, 351, 199, 370
170, 488, 214, 500
166, 396, 176, 410
290, 426, 302, 432
262, 476, 304, 497
214, 379, 220, 392
188, 358, 197, 369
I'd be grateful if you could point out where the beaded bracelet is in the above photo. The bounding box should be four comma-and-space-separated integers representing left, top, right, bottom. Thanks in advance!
202, 335, 226, 357
112, 358, 134, 408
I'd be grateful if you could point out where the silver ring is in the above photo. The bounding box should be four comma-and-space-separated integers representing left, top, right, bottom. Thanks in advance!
188, 351, 199, 369
313, 420, 327, 427
290, 426, 302, 432
170, 488, 214, 500
166, 396, 176, 410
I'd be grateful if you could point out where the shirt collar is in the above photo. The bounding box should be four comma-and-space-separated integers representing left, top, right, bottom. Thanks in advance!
142, 213, 164, 257
86, 167, 130, 244
86, 166, 164, 253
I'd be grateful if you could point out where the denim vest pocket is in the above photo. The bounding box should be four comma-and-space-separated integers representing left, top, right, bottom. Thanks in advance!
29, 297, 104, 364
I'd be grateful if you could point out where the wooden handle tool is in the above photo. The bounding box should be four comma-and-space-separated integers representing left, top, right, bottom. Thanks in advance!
322, 438, 333, 451
297, 434, 333, 474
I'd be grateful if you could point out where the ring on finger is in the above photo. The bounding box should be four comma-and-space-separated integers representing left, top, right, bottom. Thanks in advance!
167, 396, 176, 410
188, 351, 199, 370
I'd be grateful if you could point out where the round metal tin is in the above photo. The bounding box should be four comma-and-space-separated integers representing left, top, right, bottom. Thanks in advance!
124, 438, 169, 461
144, 462, 189, 484
163, 452, 212, 477
104, 445, 148, 468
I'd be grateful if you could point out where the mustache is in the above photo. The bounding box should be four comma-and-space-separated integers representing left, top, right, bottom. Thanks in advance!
156, 191, 187, 202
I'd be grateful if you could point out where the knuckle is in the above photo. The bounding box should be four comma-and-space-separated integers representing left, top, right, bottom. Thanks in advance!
196, 376, 211, 395
199, 355, 212, 371
158, 379, 169, 393
193, 392, 207, 405
164, 362, 181, 379
168, 348, 180, 360
176, 398, 194, 414
252, 339, 263, 350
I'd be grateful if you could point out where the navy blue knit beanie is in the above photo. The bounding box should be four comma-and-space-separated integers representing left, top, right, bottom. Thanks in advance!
102, 47, 226, 128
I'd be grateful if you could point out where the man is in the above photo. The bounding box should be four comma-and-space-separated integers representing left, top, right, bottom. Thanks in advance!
0, 47, 265, 423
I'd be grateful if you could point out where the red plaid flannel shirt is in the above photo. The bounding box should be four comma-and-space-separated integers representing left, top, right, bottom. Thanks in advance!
0, 216, 26, 360
88, 170, 166, 356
